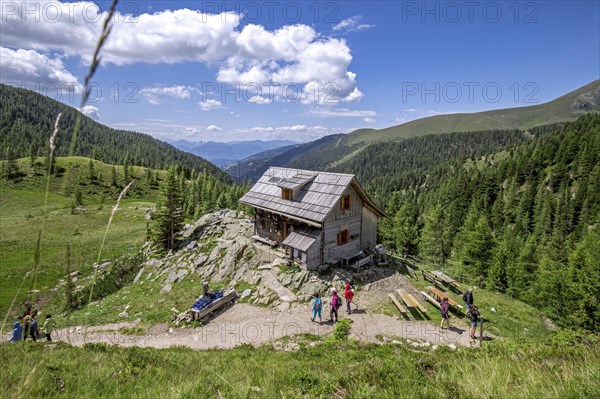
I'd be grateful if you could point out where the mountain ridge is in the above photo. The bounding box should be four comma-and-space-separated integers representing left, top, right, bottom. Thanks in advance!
227, 80, 600, 182
0, 83, 230, 180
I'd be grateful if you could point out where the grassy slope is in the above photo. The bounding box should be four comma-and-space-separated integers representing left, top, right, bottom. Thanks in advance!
348, 79, 600, 145
0, 157, 163, 323
0, 335, 598, 398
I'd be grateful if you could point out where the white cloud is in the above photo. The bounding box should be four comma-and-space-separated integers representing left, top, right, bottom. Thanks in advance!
140, 85, 197, 105
206, 125, 222, 131
81, 105, 100, 120
0, 47, 80, 91
199, 99, 223, 111
362, 117, 376, 124
309, 108, 376, 118
333, 16, 375, 34
231, 124, 336, 141
248, 95, 272, 104
1, 2, 364, 104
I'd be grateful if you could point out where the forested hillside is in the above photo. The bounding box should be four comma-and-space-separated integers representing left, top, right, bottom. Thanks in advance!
380, 114, 600, 331
0, 84, 228, 180
332, 127, 561, 201
228, 80, 600, 182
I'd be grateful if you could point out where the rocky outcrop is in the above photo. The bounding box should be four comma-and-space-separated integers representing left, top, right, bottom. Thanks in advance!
131, 209, 393, 309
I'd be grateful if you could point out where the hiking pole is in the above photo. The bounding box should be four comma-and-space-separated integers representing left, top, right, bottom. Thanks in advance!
479, 314, 484, 348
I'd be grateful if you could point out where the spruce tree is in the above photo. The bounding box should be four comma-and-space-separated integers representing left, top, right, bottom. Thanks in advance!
152, 168, 185, 250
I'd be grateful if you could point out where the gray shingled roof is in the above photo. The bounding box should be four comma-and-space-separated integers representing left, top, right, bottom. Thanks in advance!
281, 227, 320, 251
239, 167, 385, 224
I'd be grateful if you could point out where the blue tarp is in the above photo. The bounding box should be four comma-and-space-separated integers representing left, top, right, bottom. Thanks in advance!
192, 290, 224, 311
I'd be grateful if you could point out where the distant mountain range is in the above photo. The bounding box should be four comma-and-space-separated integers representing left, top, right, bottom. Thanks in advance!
0, 84, 230, 180
168, 139, 297, 167
225, 80, 600, 182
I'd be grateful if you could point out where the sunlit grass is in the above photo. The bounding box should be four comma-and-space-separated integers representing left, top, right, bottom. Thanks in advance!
0, 334, 597, 398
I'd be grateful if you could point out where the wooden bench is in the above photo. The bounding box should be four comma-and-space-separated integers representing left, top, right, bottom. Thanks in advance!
419, 291, 440, 309
426, 286, 464, 310
432, 270, 462, 292
397, 289, 428, 313
422, 270, 442, 285
388, 293, 408, 314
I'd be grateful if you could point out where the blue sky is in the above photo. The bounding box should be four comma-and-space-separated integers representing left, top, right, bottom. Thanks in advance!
1, 1, 598, 142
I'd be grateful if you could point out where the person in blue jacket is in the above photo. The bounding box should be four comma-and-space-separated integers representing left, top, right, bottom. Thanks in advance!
9, 319, 23, 342
311, 293, 322, 323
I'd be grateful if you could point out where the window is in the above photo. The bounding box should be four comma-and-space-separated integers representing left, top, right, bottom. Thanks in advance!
337, 229, 350, 245
282, 188, 293, 200
340, 194, 351, 210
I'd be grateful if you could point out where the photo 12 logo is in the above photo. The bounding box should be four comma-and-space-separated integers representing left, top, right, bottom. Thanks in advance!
1, 1, 140, 24
401, 81, 539, 104
400, 1, 540, 23
4, 81, 140, 104
199, 1, 340, 24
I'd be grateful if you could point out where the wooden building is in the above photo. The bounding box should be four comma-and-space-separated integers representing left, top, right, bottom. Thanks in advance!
239, 167, 386, 271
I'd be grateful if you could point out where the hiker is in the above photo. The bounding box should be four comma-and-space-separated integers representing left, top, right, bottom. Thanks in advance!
9, 318, 22, 342
42, 314, 56, 342
311, 293, 322, 323
29, 316, 39, 342
344, 283, 354, 314
330, 289, 341, 323
440, 297, 450, 329
468, 305, 480, 340
462, 287, 474, 313
22, 314, 30, 341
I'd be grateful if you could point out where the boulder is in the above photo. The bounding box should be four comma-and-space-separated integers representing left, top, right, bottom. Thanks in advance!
241, 289, 252, 299
194, 254, 208, 267
133, 268, 144, 283
160, 284, 172, 294
145, 259, 163, 269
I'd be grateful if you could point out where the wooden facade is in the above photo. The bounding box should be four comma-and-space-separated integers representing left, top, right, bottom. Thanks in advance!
239, 167, 386, 271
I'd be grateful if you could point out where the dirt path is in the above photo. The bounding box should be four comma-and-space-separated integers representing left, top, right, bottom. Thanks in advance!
53, 303, 473, 349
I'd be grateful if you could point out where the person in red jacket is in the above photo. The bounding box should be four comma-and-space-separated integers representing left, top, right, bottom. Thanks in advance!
344, 283, 354, 314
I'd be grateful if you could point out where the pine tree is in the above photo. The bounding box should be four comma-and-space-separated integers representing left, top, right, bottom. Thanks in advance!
88, 159, 95, 182
566, 224, 600, 331
111, 166, 118, 187
151, 168, 185, 250
454, 205, 495, 281
123, 155, 130, 182
392, 204, 420, 255
419, 205, 450, 264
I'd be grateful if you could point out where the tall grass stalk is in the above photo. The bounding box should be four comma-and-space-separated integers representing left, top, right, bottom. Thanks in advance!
1, 0, 120, 332
87, 180, 134, 306
0, 272, 30, 336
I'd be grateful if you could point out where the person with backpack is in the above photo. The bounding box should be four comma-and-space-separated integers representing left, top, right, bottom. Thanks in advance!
330, 289, 341, 323
468, 305, 480, 340
462, 287, 474, 314
439, 297, 450, 329
42, 314, 56, 342
344, 283, 354, 314
29, 316, 39, 342
311, 293, 322, 323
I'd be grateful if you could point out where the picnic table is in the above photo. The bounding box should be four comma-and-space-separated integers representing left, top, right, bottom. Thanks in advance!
426, 286, 463, 311
396, 289, 428, 313
341, 250, 363, 267
432, 270, 461, 291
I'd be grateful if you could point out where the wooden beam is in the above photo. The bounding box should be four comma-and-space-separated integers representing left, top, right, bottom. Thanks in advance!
388, 293, 407, 314
420, 291, 440, 309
